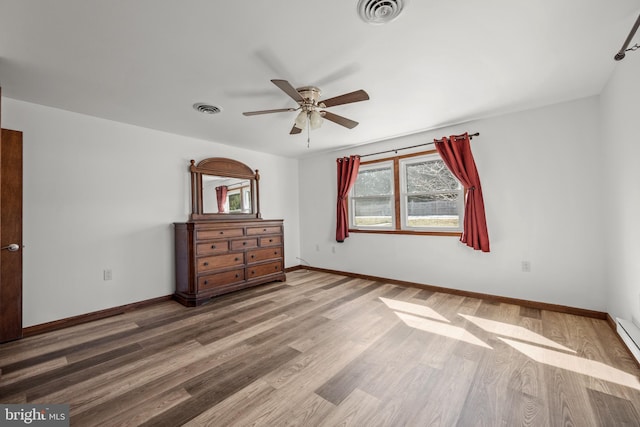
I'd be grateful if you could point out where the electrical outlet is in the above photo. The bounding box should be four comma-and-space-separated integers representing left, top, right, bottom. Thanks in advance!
103, 269, 112, 281
521, 261, 531, 272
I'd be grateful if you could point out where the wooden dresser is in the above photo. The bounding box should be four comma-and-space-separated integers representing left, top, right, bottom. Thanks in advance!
174, 219, 285, 306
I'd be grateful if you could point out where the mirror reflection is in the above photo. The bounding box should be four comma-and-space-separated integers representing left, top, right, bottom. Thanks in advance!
202, 175, 252, 214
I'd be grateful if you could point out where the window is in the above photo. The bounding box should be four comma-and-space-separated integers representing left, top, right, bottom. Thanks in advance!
400, 154, 464, 232
350, 161, 395, 229
226, 185, 252, 213
349, 151, 464, 235
228, 192, 242, 211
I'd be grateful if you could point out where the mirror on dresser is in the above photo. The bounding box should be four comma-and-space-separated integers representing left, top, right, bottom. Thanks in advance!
189, 157, 261, 220
202, 175, 252, 214
175, 157, 285, 306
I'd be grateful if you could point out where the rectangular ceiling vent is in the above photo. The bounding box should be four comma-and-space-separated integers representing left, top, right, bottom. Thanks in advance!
616, 317, 640, 364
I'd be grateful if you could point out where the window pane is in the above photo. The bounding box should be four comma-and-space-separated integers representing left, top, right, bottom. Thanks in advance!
406, 160, 459, 193
228, 192, 241, 211
354, 167, 392, 196
353, 197, 393, 227
406, 193, 460, 228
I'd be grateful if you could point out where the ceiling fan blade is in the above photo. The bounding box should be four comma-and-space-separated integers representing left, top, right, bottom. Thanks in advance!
290, 125, 302, 135
321, 111, 359, 129
271, 79, 305, 103
320, 89, 369, 108
243, 108, 297, 116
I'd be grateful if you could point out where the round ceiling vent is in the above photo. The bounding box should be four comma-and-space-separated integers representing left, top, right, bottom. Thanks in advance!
357, 0, 407, 25
193, 103, 222, 115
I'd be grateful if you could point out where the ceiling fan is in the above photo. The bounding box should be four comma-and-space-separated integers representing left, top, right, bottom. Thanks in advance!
242, 79, 370, 135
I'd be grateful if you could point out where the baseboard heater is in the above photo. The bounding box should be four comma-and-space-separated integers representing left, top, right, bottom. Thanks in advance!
616, 317, 640, 364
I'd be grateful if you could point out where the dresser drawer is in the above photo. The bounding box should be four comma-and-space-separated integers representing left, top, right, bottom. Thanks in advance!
197, 228, 244, 240
230, 238, 258, 251
260, 235, 282, 247
198, 269, 245, 290
196, 241, 229, 256
247, 226, 282, 235
247, 260, 283, 279
248, 247, 282, 263
198, 253, 244, 272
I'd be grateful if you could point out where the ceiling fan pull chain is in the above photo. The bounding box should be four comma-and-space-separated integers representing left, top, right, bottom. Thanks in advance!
307, 121, 311, 148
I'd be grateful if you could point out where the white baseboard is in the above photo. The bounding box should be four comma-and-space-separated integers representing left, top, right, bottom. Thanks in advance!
616, 317, 640, 364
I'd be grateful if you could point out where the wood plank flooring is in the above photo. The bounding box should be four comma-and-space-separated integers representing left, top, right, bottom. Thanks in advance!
1, 270, 640, 426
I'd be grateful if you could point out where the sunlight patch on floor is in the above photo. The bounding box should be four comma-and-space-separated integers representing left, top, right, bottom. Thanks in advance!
378, 297, 639, 389
459, 314, 576, 353
379, 297, 449, 322
394, 312, 492, 349
500, 337, 640, 391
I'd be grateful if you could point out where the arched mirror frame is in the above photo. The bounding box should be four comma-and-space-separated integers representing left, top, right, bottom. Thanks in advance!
189, 157, 261, 221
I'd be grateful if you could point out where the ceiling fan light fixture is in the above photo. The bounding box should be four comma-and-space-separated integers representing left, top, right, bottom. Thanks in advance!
295, 110, 307, 129
309, 110, 323, 129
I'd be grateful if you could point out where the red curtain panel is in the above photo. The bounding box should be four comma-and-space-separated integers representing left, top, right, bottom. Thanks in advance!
215, 185, 228, 213
435, 133, 490, 252
336, 155, 361, 242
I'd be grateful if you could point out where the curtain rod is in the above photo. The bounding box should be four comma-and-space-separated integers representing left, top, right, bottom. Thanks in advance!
614, 13, 640, 61
359, 132, 480, 158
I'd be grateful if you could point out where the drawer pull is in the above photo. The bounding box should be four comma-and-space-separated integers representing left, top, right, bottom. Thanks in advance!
219, 231, 224, 235
263, 228, 267, 232
242, 241, 247, 246
211, 245, 216, 249
235, 274, 239, 278
235, 257, 239, 261
204, 262, 209, 266
274, 251, 278, 255
251, 270, 255, 275
251, 255, 255, 259
269, 239, 273, 242
274, 266, 278, 270
204, 280, 208, 285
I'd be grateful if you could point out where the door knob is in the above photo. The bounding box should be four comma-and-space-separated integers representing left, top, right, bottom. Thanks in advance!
1, 243, 20, 252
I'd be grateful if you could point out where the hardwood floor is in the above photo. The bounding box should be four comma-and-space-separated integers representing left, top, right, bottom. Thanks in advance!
1, 270, 639, 426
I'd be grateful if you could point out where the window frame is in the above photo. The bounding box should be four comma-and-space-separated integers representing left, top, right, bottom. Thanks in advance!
399, 153, 465, 233
348, 160, 396, 231
348, 149, 464, 237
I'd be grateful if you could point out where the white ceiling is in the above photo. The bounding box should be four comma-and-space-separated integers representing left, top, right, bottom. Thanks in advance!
1, 1, 639, 158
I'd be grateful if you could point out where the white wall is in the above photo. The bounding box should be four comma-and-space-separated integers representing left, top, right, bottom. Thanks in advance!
600, 52, 640, 323
3, 88, 625, 326
2, 98, 300, 327
299, 97, 606, 311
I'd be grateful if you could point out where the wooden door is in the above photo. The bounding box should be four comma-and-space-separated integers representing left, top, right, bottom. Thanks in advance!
0, 128, 23, 342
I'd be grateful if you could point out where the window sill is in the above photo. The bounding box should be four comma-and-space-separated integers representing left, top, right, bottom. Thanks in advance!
348, 229, 462, 237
